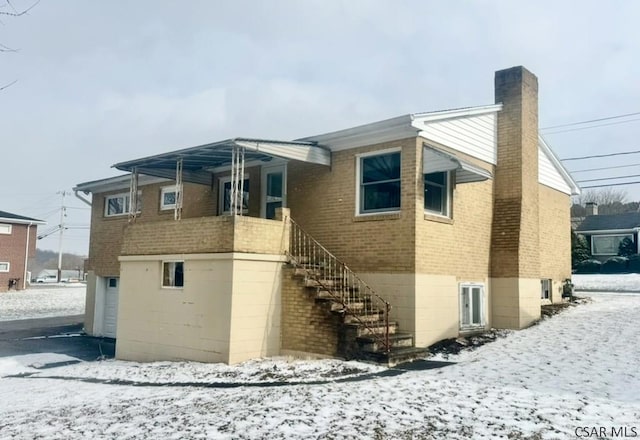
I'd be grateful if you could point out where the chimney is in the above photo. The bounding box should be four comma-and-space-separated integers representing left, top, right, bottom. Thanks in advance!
585, 202, 598, 216
490, 66, 541, 329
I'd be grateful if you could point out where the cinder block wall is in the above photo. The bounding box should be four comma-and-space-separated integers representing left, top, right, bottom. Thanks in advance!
0, 224, 37, 291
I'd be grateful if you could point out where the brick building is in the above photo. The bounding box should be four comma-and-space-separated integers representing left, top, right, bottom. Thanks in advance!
75, 66, 579, 365
0, 211, 44, 292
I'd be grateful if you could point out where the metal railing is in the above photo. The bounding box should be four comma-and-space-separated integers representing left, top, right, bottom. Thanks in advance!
286, 217, 391, 353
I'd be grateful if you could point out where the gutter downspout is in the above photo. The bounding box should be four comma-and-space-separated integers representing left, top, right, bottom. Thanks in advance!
74, 190, 92, 207
23, 222, 33, 290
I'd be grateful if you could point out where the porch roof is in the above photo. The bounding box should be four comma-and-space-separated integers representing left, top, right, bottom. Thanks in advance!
423, 146, 492, 183
113, 138, 331, 185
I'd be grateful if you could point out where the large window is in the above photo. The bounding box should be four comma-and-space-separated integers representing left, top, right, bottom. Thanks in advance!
424, 171, 450, 216
105, 192, 142, 217
160, 185, 181, 210
0, 224, 12, 235
358, 151, 401, 214
460, 284, 484, 328
220, 177, 249, 215
591, 234, 633, 256
162, 261, 184, 288
0, 262, 9, 272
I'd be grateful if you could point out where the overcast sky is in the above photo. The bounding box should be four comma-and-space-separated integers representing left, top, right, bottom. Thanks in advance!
2, 1, 640, 255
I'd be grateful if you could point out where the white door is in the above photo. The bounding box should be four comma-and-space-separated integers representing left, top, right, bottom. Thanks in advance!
261, 163, 286, 219
104, 277, 119, 338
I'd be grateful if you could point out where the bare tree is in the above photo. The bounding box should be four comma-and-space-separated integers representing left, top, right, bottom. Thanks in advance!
0, 0, 40, 90
572, 187, 628, 206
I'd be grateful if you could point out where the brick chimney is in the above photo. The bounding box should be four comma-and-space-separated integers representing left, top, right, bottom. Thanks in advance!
585, 202, 598, 216
490, 66, 541, 329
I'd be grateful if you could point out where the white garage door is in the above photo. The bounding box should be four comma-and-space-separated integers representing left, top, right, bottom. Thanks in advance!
104, 277, 119, 338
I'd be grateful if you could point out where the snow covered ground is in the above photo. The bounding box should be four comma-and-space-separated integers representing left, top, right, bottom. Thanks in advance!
0, 285, 85, 321
1, 291, 639, 439
573, 273, 640, 292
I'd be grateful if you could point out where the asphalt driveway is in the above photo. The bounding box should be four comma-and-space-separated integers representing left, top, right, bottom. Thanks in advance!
0, 315, 115, 362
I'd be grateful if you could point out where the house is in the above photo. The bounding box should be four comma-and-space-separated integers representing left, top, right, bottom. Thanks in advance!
0, 210, 44, 292
575, 203, 640, 261
74, 66, 580, 365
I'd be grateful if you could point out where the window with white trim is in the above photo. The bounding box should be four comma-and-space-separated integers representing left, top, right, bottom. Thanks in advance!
219, 177, 249, 215
104, 192, 142, 217
0, 223, 12, 234
0, 262, 9, 272
591, 234, 633, 256
424, 171, 451, 216
160, 185, 181, 210
358, 151, 401, 214
541, 279, 552, 300
460, 284, 484, 328
162, 261, 184, 288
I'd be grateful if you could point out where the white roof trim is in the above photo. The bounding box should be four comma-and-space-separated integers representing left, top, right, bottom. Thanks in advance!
74, 174, 170, 194
577, 228, 638, 235
423, 146, 492, 183
539, 135, 581, 196
234, 140, 330, 166
0, 217, 45, 226
411, 104, 503, 125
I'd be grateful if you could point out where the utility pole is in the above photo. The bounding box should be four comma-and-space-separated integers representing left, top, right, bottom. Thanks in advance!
57, 190, 67, 283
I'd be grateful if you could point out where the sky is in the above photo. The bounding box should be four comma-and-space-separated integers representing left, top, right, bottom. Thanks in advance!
2, 0, 640, 255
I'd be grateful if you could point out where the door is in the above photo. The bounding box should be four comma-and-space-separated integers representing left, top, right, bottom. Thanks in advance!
261, 164, 286, 219
103, 277, 119, 338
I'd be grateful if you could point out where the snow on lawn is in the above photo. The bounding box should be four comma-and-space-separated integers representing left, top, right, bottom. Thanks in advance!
1, 293, 639, 439
573, 273, 640, 292
0, 285, 85, 321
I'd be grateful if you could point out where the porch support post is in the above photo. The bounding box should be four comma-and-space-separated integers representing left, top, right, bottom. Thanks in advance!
175, 158, 183, 221
230, 144, 246, 216
128, 168, 139, 223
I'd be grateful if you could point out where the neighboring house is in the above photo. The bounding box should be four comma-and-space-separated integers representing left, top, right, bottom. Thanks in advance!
75, 66, 579, 365
575, 203, 640, 261
0, 211, 44, 292
34, 269, 84, 283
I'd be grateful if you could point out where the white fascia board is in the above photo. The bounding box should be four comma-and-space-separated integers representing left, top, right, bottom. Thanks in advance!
297, 115, 417, 152
538, 135, 581, 196
410, 104, 503, 125
576, 228, 637, 235
234, 140, 331, 166
0, 217, 45, 226
74, 174, 170, 194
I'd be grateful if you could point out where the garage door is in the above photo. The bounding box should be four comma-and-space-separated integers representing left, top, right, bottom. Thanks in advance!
104, 277, 119, 338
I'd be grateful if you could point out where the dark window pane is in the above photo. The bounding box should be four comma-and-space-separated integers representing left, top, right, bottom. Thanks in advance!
363, 181, 401, 211
425, 183, 444, 213
223, 179, 249, 212
425, 171, 446, 186
362, 153, 401, 183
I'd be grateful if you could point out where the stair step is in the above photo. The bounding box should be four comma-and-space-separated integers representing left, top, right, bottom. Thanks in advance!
342, 311, 383, 324
330, 301, 366, 312
347, 321, 398, 337
360, 346, 430, 367
357, 332, 414, 352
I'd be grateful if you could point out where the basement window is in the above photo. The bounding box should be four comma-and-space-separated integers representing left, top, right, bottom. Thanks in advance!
460, 284, 484, 329
541, 279, 552, 300
162, 261, 184, 288
357, 149, 401, 214
0, 224, 12, 235
0, 262, 9, 272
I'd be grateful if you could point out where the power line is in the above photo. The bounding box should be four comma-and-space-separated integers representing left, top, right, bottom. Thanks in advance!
580, 180, 640, 189
576, 173, 640, 183
542, 117, 640, 135
570, 163, 640, 174
561, 150, 640, 161
541, 111, 640, 130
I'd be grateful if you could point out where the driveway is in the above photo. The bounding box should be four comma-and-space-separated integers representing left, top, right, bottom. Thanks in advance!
0, 315, 115, 362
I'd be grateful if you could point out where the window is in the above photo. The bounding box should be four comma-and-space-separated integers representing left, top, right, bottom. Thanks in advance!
162, 261, 184, 288
160, 185, 181, 210
460, 284, 484, 328
424, 171, 451, 216
591, 234, 633, 256
219, 177, 249, 215
358, 151, 401, 214
105, 192, 142, 217
108, 278, 118, 288
0, 224, 11, 234
0, 262, 9, 272
541, 279, 552, 300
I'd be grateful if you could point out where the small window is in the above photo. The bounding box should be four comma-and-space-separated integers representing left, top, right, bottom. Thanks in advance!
162, 261, 184, 288
0, 262, 9, 272
424, 171, 451, 216
591, 234, 633, 256
108, 278, 118, 288
460, 284, 484, 328
219, 178, 249, 215
161, 185, 181, 210
105, 192, 142, 217
359, 151, 401, 214
541, 279, 552, 300
0, 224, 12, 235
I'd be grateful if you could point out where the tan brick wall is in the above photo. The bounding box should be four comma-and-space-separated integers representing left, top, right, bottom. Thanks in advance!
0, 223, 37, 292
287, 137, 417, 273
538, 184, 572, 303
492, 66, 540, 279
280, 267, 341, 357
